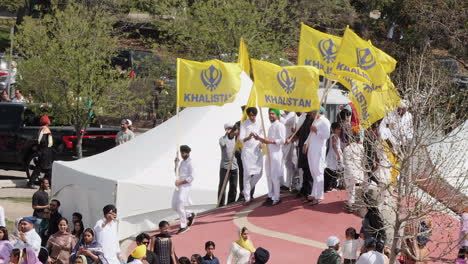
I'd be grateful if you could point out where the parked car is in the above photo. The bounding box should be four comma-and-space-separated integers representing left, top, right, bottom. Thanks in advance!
0, 103, 120, 181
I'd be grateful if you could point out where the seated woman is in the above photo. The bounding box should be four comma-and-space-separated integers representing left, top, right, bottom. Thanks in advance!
47, 218, 77, 264
70, 228, 107, 264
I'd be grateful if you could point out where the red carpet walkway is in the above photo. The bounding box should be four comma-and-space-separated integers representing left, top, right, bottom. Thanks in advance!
127, 190, 460, 263
148, 191, 362, 263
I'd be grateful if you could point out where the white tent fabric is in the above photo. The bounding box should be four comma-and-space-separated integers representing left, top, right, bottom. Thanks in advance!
428, 121, 468, 196
51, 73, 272, 239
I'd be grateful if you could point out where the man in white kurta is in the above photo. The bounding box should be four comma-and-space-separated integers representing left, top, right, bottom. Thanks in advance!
380, 101, 413, 149
14, 217, 42, 256
255, 109, 286, 206
280, 111, 297, 189
94, 205, 121, 264
239, 107, 263, 203
305, 107, 331, 203
172, 145, 195, 234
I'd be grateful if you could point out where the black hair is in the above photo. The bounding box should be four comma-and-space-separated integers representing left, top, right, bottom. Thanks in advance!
364, 237, 377, 250
39, 178, 49, 185
205, 241, 215, 249
178, 257, 190, 264
376, 240, 385, 253
0, 226, 9, 240
340, 109, 351, 119
331, 122, 341, 131
51, 199, 61, 207
458, 247, 467, 258
11, 248, 21, 259
136, 233, 151, 243
57, 217, 69, 227
159, 220, 169, 228
83, 228, 94, 237
72, 212, 83, 221
241, 105, 246, 111
345, 227, 358, 240
191, 254, 203, 264
246, 107, 258, 116
103, 204, 117, 215
180, 145, 191, 153
241, 227, 249, 234
72, 220, 84, 237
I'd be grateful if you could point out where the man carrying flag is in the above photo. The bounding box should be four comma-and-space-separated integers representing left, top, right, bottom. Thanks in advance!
239, 107, 263, 205
254, 108, 287, 206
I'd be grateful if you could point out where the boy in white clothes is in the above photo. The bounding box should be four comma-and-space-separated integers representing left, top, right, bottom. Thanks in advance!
343, 130, 365, 212
172, 145, 196, 234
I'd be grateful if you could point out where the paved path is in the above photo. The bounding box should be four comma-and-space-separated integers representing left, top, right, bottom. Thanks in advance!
123, 190, 459, 263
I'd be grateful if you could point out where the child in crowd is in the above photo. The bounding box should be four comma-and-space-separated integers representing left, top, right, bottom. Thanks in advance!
324, 122, 343, 192
128, 245, 146, 264
340, 227, 362, 264
343, 127, 365, 213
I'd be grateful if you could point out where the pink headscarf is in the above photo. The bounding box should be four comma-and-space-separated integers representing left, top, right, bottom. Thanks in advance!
0, 240, 13, 264
22, 248, 42, 264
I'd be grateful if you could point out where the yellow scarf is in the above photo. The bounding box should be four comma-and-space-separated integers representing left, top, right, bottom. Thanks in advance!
236, 230, 255, 253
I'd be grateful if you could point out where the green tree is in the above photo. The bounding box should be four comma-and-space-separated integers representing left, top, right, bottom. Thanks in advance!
15, 3, 126, 158
148, 0, 298, 63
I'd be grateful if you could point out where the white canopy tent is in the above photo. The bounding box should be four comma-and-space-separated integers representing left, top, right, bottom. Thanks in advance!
51, 73, 273, 239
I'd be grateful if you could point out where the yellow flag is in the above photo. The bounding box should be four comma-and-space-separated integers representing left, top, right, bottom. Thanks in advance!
238, 38, 251, 75
332, 27, 387, 87
339, 75, 401, 129
298, 23, 341, 79
252, 59, 320, 112
177, 58, 242, 107
372, 42, 397, 74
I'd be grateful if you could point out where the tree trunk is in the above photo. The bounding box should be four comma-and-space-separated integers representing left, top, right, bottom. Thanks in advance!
76, 128, 83, 159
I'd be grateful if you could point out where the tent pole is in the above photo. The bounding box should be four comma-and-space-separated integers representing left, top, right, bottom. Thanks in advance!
258, 107, 271, 194
174, 106, 180, 191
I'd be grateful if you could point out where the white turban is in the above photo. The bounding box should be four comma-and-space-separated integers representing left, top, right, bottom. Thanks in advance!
326, 236, 340, 247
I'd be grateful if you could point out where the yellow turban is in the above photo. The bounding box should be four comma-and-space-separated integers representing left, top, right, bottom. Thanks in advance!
131, 245, 147, 259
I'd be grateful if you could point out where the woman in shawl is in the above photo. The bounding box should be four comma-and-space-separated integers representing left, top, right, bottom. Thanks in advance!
47, 218, 76, 264
29, 115, 54, 187
227, 227, 255, 264
70, 228, 107, 264
21, 248, 41, 264
150, 221, 177, 264
0, 226, 13, 264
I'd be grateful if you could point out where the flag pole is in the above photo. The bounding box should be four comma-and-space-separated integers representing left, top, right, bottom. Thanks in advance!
286, 78, 338, 143
174, 106, 180, 191
258, 106, 271, 188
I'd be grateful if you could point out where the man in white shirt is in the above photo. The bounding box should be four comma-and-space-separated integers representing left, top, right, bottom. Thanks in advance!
172, 145, 196, 234
239, 107, 263, 204
356, 238, 385, 264
380, 101, 413, 149
254, 109, 286, 206
304, 107, 330, 205
218, 123, 238, 207
11, 90, 26, 103
280, 111, 297, 190
94, 204, 122, 264
14, 217, 42, 256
